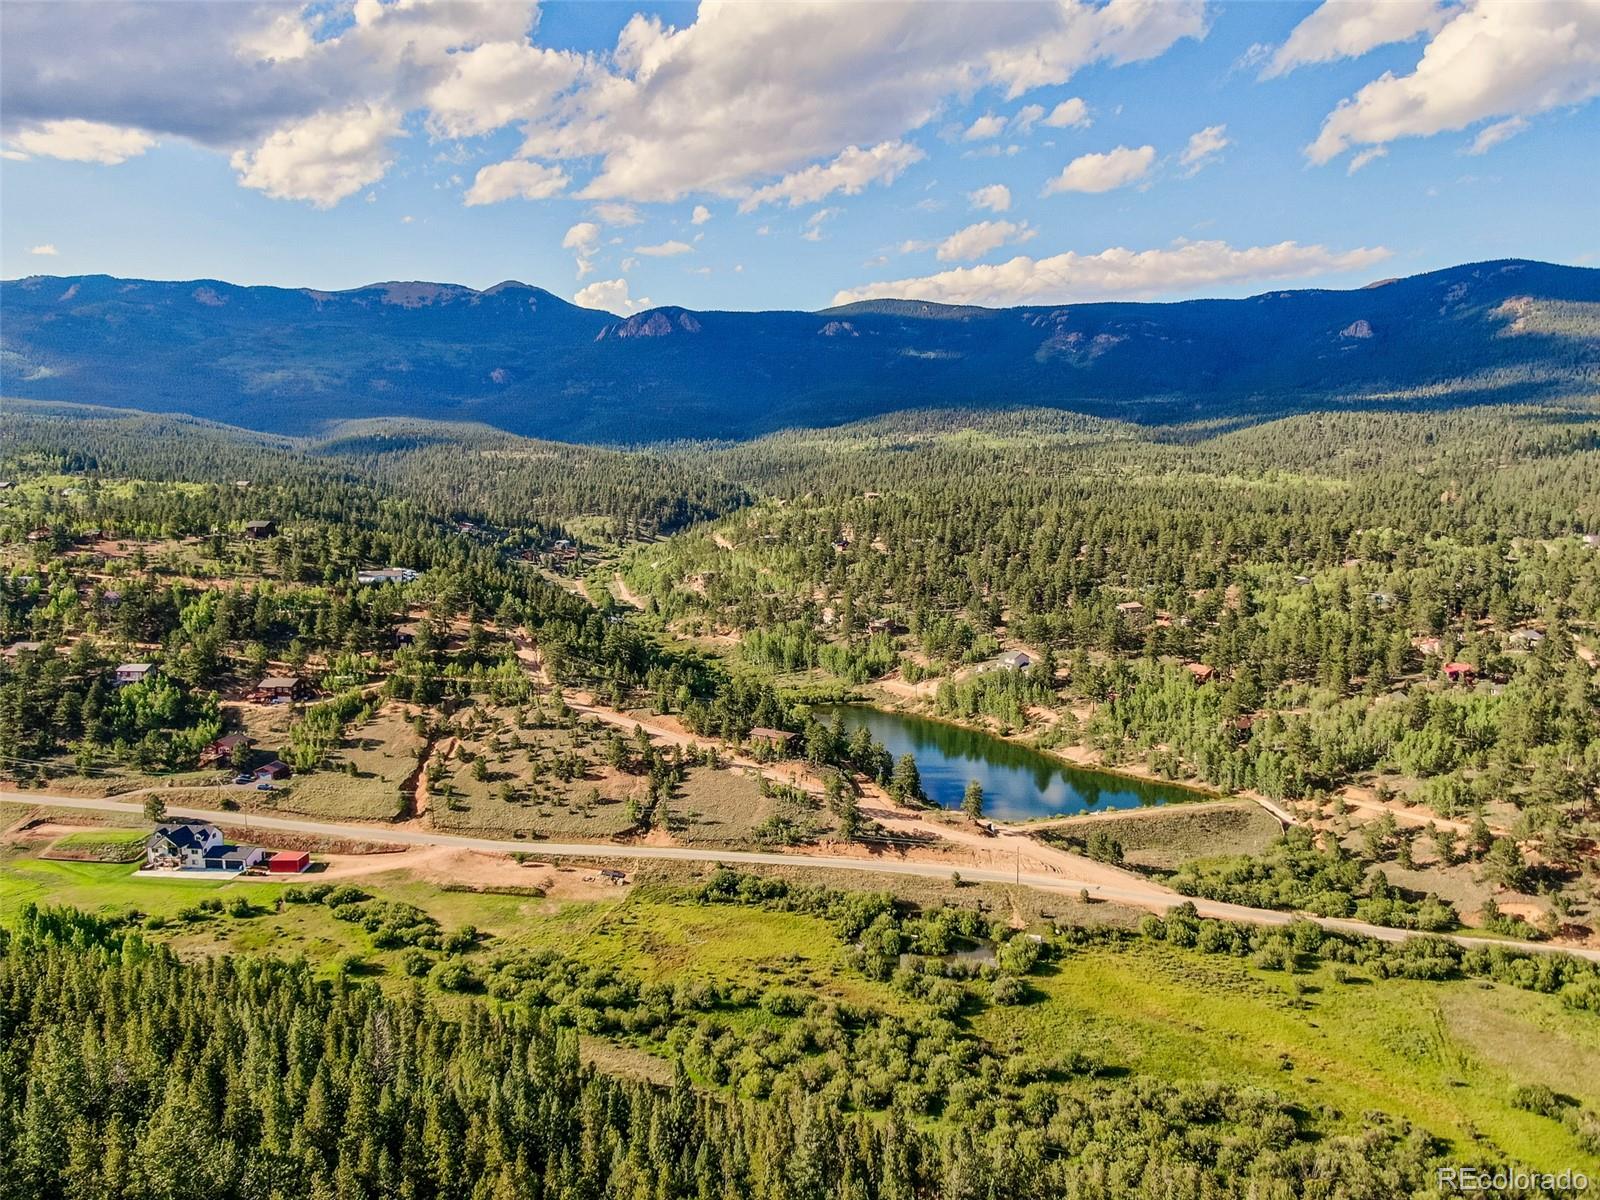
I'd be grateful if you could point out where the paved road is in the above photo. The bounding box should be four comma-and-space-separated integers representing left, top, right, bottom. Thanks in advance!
5, 790, 1597, 963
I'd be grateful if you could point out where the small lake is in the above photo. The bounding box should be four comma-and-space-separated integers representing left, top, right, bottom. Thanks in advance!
814, 704, 1200, 821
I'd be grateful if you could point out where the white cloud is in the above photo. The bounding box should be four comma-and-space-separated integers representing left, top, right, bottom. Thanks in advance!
1466, 115, 1528, 155
509, 0, 1203, 203
231, 105, 400, 208
29, 243, 58, 256
563, 221, 602, 278
1307, 0, 1600, 166
634, 239, 693, 257
832, 238, 1392, 307
1179, 124, 1230, 174
574, 277, 648, 314
969, 183, 1012, 212
801, 207, 842, 242
936, 220, 1036, 262
590, 202, 642, 226
5, 119, 154, 164
740, 140, 924, 211
691, 204, 712, 225
463, 159, 569, 206
1347, 145, 1388, 174
1043, 144, 1156, 194
1010, 104, 1046, 135
2, 0, 1205, 212
1264, 0, 1451, 78
424, 41, 583, 138
1042, 97, 1091, 128
963, 114, 1006, 141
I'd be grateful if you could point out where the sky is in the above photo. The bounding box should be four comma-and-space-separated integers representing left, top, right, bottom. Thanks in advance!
2, 0, 1597, 314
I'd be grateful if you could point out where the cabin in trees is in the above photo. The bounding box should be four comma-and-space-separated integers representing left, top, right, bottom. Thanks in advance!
987, 650, 1033, 672
115, 662, 154, 686
3, 641, 45, 660
1115, 600, 1147, 627
1413, 636, 1444, 658
867, 617, 905, 635
1185, 663, 1216, 684
357, 567, 418, 585
1508, 628, 1546, 650
241, 520, 276, 539
201, 733, 254, 766
1443, 662, 1476, 685
254, 674, 305, 703
748, 727, 796, 756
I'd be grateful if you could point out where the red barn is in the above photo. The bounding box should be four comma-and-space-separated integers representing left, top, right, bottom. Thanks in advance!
266, 851, 310, 874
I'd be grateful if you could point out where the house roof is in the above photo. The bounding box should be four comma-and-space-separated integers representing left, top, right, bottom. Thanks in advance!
749, 726, 795, 741
117, 662, 153, 672
258, 674, 300, 690
211, 733, 253, 750
150, 823, 219, 851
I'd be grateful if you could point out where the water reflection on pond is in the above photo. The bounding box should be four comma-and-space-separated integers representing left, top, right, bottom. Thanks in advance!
815, 704, 1201, 821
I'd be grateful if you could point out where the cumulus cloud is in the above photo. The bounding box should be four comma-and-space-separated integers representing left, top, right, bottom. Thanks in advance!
464, 159, 569, 206
1179, 124, 1230, 174
231, 104, 401, 208
1347, 146, 1387, 174
29, 243, 59, 256
1042, 97, 1091, 128
1043, 144, 1156, 194
1010, 104, 1046, 134
1, 0, 542, 203
1466, 115, 1528, 155
511, 0, 1203, 202
739, 141, 925, 211
424, 40, 583, 139
1264, 0, 1450, 78
634, 239, 693, 257
5, 119, 155, 164
562, 222, 602, 278
963, 114, 1007, 141
2, 0, 1205, 212
936, 220, 1036, 262
1306, 0, 1600, 166
591, 202, 642, 226
574, 277, 647, 314
969, 183, 1012, 212
691, 204, 712, 225
832, 238, 1392, 306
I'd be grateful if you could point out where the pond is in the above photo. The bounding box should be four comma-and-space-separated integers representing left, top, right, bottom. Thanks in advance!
814, 704, 1202, 821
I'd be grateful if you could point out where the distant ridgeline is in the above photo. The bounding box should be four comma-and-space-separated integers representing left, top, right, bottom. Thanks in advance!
2, 259, 1597, 442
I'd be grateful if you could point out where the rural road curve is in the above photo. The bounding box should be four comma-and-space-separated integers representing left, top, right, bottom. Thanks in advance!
6, 790, 1597, 964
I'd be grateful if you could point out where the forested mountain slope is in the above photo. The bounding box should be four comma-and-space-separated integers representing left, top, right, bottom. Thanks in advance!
3, 259, 1596, 441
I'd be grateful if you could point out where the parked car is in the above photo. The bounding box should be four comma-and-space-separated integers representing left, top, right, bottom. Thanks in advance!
233, 774, 254, 785
256, 782, 275, 791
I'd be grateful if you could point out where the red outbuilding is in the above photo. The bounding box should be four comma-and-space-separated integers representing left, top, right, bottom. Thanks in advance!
266, 851, 311, 874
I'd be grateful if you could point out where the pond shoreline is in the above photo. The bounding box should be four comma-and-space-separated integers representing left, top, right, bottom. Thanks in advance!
812, 701, 1216, 821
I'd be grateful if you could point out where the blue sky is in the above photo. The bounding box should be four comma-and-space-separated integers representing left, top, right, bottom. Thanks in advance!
2, 1, 1597, 313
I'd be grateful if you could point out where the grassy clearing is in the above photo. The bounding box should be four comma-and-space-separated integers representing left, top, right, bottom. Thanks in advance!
44, 828, 147, 862
1043, 801, 1284, 872
985, 940, 1600, 1176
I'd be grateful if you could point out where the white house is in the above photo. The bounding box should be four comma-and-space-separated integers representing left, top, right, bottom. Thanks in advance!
146, 823, 223, 869
356, 567, 418, 585
145, 823, 264, 872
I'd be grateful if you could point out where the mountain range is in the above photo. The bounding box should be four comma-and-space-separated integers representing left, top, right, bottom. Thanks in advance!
3, 259, 1596, 442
